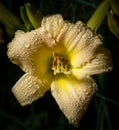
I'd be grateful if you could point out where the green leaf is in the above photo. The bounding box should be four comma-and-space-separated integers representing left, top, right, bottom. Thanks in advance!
25, 3, 43, 29
0, 3, 25, 38
109, 0, 119, 16
20, 6, 34, 31
108, 10, 119, 39
87, 0, 110, 31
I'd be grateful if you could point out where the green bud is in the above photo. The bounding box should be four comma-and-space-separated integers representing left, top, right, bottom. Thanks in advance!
25, 3, 43, 29
87, 0, 109, 31
109, 0, 119, 16
108, 10, 119, 39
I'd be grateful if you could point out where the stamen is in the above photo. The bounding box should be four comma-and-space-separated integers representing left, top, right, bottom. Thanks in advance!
52, 52, 70, 75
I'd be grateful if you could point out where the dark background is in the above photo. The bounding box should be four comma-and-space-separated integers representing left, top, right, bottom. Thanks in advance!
0, 0, 119, 130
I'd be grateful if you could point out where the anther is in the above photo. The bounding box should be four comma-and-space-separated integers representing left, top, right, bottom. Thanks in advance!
52, 52, 70, 75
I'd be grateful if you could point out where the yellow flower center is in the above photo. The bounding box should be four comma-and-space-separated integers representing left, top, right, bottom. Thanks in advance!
52, 52, 70, 75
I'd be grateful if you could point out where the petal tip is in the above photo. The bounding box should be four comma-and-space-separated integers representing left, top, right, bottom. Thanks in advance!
11, 74, 50, 106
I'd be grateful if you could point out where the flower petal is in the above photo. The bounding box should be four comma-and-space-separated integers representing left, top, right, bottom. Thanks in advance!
7, 28, 55, 78
55, 20, 103, 67
72, 49, 112, 77
41, 14, 64, 38
12, 73, 50, 106
51, 76, 97, 127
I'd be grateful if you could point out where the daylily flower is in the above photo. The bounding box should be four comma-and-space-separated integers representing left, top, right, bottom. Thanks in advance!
7, 14, 112, 127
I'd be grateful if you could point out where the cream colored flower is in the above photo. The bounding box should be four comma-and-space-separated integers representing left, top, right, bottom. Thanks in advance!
7, 14, 112, 127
